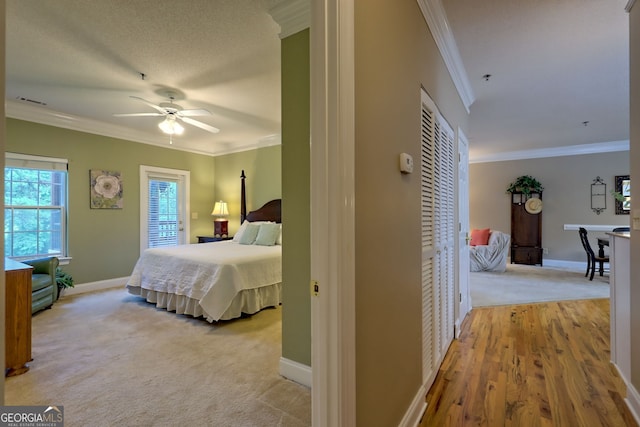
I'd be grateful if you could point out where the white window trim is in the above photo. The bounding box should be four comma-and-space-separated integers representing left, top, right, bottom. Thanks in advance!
139, 165, 190, 253
5, 152, 70, 261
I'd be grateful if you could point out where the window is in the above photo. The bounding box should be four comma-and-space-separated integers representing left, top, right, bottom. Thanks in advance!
139, 165, 189, 252
148, 178, 180, 248
5, 153, 68, 260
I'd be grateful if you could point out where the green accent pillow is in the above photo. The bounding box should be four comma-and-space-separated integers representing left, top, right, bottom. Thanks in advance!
254, 223, 281, 246
238, 223, 260, 245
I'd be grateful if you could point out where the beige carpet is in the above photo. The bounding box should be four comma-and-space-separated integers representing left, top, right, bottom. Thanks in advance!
5, 288, 311, 427
471, 263, 610, 307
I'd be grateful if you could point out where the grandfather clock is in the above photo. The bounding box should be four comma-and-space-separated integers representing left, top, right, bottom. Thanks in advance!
510, 192, 543, 265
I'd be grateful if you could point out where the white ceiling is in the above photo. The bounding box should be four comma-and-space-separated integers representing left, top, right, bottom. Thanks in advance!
6, 0, 282, 156
5, 1, 630, 160
442, 0, 630, 161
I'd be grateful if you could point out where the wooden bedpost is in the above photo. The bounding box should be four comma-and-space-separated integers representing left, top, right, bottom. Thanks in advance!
240, 170, 246, 223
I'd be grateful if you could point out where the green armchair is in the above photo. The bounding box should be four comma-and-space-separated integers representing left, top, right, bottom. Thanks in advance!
23, 256, 59, 315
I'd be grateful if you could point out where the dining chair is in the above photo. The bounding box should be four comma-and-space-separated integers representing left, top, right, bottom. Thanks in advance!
612, 226, 630, 232
578, 227, 609, 281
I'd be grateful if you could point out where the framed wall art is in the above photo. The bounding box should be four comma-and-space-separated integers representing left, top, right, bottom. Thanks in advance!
614, 175, 630, 215
90, 170, 123, 209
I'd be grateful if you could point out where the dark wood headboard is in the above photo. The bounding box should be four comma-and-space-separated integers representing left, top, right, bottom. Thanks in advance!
239, 171, 281, 223
245, 199, 281, 223
240, 170, 247, 223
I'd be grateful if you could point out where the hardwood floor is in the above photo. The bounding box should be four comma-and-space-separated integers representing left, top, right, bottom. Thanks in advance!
420, 299, 638, 426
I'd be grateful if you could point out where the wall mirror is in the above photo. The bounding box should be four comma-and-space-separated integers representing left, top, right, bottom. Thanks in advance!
591, 176, 606, 215
614, 175, 630, 215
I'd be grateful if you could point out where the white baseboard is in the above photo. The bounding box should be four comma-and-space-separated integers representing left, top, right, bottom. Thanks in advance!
625, 377, 640, 425
279, 357, 312, 388
399, 384, 428, 427
62, 276, 128, 296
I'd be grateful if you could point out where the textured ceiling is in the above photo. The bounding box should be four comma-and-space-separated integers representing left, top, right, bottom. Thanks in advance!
6, 1, 630, 160
6, 0, 281, 156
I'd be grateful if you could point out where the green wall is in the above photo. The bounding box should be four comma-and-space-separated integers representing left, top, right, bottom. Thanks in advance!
280, 29, 311, 366
213, 145, 282, 235
6, 118, 280, 286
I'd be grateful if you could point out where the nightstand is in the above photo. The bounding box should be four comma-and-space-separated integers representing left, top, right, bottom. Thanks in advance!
197, 236, 232, 243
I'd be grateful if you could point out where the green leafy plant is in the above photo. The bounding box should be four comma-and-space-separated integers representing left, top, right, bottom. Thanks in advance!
506, 175, 544, 195
55, 267, 74, 289
611, 190, 625, 202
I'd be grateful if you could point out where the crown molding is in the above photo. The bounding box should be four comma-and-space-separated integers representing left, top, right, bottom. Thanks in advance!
6, 100, 280, 158
6, 99, 168, 146
269, 0, 310, 39
209, 134, 282, 157
417, 0, 475, 112
626, 0, 636, 12
469, 140, 630, 164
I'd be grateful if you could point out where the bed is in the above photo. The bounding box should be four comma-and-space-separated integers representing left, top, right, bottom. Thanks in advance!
126, 172, 282, 322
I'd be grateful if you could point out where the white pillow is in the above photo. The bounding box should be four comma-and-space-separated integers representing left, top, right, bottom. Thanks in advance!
232, 220, 251, 243
254, 223, 281, 246
238, 223, 260, 245
233, 220, 274, 243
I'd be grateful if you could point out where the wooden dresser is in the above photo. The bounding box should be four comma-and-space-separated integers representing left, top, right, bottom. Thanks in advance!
5, 258, 33, 376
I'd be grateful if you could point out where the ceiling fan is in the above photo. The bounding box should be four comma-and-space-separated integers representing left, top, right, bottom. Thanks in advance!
114, 95, 220, 135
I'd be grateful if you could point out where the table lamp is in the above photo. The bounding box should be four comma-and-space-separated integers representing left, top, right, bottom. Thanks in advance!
211, 200, 229, 237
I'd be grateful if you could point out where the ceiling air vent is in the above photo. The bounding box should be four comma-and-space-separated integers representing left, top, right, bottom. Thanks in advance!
15, 96, 47, 106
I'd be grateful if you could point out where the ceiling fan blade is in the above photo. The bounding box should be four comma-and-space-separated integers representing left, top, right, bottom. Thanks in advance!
179, 108, 211, 117
113, 112, 164, 117
129, 96, 167, 114
180, 116, 220, 134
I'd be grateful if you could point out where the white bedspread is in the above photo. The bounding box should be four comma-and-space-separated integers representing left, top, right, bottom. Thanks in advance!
126, 241, 281, 321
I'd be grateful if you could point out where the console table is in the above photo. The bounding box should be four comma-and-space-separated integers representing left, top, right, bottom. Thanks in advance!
5, 258, 33, 376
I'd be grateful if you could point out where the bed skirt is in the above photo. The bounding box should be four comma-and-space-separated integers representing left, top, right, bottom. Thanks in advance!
127, 283, 282, 322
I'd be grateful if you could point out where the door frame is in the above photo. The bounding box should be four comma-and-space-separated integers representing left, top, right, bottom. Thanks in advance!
456, 128, 471, 335
139, 165, 190, 252
310, 0, 356, 425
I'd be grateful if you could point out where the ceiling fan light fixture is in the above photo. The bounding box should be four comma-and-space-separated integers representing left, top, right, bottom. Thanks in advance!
158, 116, 184, 135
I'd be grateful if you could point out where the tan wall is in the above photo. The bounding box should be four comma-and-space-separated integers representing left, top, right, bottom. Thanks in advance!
629, 2, 640, 395
354, 0, 468, 424
470, 151, 630, 262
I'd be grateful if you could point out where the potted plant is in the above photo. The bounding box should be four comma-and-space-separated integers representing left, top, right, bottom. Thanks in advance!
506, 175, 544, 195
55, 267, 74, 299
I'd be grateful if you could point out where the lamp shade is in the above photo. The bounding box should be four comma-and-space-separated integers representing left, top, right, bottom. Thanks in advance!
158, 116, 184, 135
211, 201, 229, 217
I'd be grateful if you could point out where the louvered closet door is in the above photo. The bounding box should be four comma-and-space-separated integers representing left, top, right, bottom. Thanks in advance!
421, 88, 456, 387
437, 118, 456, 353
421, 94, 437, 384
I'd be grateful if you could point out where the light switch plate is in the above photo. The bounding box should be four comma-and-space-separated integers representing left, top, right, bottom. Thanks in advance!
399, 153, 413, 174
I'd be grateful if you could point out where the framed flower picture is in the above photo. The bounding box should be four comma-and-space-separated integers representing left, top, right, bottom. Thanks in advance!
90, 170, 123, 209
